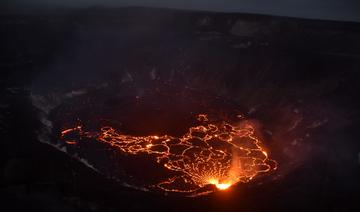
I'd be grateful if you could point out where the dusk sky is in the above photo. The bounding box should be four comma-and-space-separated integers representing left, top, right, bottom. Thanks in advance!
4, 0, 360, 22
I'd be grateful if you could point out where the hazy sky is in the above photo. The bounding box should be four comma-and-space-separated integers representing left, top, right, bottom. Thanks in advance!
5, 0, 360, 22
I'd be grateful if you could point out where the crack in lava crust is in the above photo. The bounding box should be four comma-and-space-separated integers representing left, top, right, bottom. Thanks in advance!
61, 114, 277, 195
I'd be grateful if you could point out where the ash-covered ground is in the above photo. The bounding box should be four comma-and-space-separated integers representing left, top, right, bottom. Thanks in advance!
1, 7, 360, 211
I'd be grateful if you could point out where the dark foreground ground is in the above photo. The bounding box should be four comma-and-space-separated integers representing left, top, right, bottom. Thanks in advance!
1, 7, 360, 211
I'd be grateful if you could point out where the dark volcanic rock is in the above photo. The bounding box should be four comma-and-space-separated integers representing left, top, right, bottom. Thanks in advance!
1, 6, 360, 212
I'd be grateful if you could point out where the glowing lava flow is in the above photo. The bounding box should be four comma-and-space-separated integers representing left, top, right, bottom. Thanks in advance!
61, 115, 277, 194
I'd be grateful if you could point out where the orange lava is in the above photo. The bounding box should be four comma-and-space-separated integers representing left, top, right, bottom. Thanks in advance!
216, 183, 231, 190
61, 114, 277, 195
208, 179, 231, 190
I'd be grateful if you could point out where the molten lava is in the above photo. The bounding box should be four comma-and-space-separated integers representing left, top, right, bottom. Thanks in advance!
61, 114, 277, 195
215, 183, 231, 190
208, 179, 231, 190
